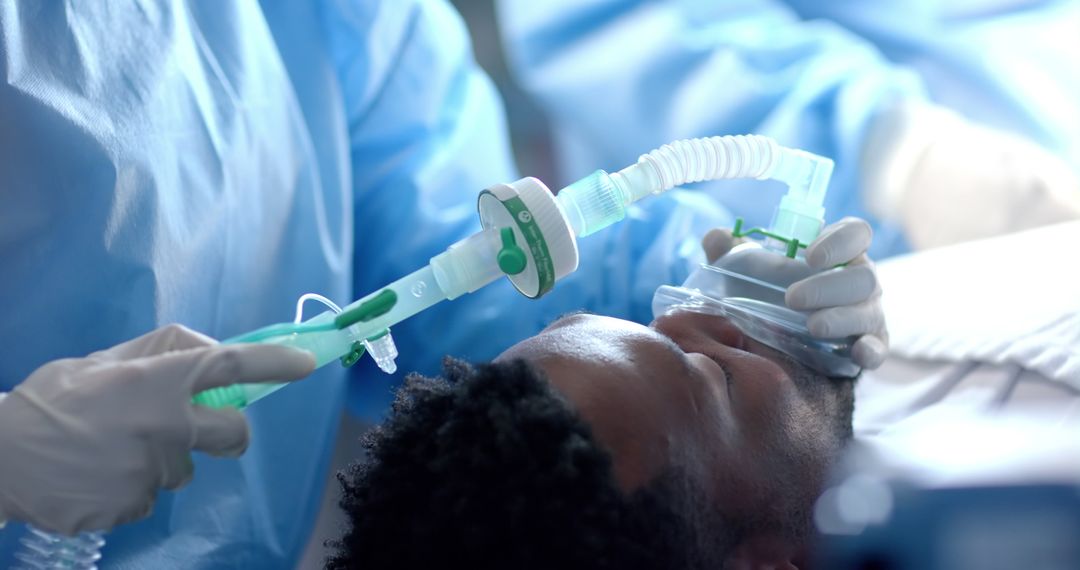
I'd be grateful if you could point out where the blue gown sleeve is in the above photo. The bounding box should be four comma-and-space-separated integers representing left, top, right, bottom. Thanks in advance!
496, 0, 931, 258
323, 0, 730, 417
779, 0, 1080, 166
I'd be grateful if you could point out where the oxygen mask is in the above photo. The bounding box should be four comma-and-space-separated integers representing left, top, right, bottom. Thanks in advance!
652, 246, 861, 378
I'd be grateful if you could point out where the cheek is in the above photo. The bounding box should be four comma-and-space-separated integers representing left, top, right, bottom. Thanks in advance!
721, 347, 797, 434
561, 366, 683, 491
677, 355, 742, 489
704, 356, 805, 512
681, 354, 736, 443
609, 360, 728, 491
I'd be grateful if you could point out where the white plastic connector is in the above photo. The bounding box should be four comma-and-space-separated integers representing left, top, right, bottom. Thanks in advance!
768, 148, 834, 247
479, 178, 579, 298
430, 228, 503, 300
555, 171, 626, 237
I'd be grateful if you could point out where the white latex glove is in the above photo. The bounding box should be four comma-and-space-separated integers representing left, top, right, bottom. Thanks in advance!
702, 217, 888, 369
862, 100, 1080, 250
0, 324, 315, 535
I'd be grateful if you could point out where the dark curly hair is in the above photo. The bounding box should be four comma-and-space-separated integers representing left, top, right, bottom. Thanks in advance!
326, 358, 740, 569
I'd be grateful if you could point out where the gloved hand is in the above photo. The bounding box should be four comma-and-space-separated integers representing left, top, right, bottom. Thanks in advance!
702, 217, 888, 369
0, 324, 315, 535
862, 100, 1080, 249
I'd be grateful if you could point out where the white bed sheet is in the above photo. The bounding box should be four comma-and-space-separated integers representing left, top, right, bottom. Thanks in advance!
876, 220, 1080, 387
855, 222, 1080, 439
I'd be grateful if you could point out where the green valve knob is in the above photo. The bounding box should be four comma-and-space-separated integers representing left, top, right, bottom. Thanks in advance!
497, 227, 527, 275
340, 341, 366, 368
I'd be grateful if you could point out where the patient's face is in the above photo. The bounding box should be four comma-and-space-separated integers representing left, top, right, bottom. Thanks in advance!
498, 311, 853, 533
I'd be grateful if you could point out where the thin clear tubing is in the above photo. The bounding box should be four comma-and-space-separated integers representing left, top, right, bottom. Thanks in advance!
192, 265, 448, 409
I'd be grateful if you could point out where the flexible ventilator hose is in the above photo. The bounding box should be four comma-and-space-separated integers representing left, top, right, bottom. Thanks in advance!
639, 134, 778, 191
556, 134, 832, 240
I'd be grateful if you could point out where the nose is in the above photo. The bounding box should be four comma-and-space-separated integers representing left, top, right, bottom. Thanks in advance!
651, 310, 746, 352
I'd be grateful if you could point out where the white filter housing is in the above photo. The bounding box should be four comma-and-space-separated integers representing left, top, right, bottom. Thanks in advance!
477, 177, 579, 298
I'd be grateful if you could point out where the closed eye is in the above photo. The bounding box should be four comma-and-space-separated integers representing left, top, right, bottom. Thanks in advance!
655, 330, 734, 398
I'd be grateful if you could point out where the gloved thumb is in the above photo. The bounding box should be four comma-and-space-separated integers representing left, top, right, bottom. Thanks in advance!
190, 406, 250, 457
852, 334, 888, 370
805, 217, 872, 270
702, 228, 738, 263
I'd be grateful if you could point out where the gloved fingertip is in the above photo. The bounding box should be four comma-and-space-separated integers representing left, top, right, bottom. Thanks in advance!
216, 428, 249, 458
702, 228, 735, 263
248, 344, 316, 378
264, 343, 315, 377
206, 439, 247, 459
807, 218, 873, 269
190, 407, 250, 457
804, 245, 830, 271
853, 335, 888, 370
115, 496, 155, 528
805, 313, 833, 338
282, 346, 316, 375
841, 216, 872, 231
784, 284, 810, 311
163, 455, 195, 490
67, 508, 108, 536
223, 439, 249, 457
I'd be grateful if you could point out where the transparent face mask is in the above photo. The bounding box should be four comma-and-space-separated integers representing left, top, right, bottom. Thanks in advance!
651, 264, 861, 378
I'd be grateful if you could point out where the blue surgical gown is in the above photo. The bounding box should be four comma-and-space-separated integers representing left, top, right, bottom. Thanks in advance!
0, 0, 724, 567
497, 0, 1080, 259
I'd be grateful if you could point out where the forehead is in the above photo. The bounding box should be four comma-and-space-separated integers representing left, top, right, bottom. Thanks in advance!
500, 313, 667, 363
497, 313, 698, 418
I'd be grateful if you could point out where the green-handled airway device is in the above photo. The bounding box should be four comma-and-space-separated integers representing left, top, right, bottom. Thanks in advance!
193, 134, 834, 409
191, 288, 401, 408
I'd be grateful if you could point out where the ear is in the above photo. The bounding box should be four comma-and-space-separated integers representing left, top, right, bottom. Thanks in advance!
724, 534, 801, 570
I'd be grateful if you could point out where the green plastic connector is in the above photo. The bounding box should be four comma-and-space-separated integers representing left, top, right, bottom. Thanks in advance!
732, 218, 805, 259
340, 341, 366, 368
334, 289, 398, 329
496, 227, 527, 275
192, 384, 248, 409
